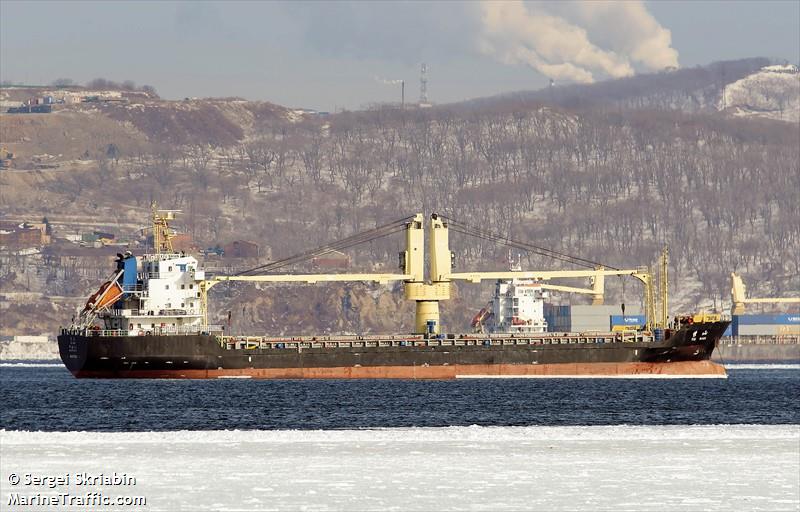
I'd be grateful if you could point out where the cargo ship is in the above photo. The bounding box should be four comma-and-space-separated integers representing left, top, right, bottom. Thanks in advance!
58, 210, 729, 379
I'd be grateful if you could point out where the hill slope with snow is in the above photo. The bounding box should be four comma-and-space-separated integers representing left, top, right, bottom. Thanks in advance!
463, 58, 800, 124
722, 64, 800, 122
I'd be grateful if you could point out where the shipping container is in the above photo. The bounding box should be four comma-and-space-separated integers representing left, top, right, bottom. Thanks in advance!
736, 314, 800, 325
544, 303, 571, 332
571, 305, 623, 317
730, 314, 800, 336
737, 324, 781, 336
543, 304, 571, 316
544, 304, 643, 333
610, 315, 646, 330
571, 318, 610, 332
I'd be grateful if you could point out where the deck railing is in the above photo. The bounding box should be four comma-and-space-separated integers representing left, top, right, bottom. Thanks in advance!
217, 331, 654, 351
60, 326, 224, 337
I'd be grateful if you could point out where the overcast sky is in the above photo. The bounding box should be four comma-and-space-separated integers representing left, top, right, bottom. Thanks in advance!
1, 1, 798, 111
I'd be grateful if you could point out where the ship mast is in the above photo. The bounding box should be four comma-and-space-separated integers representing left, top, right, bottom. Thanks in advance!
151, 203, 179, 254
659, 247, 669, 329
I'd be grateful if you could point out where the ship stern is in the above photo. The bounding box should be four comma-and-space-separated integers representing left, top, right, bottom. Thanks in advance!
57, 329, 89, 376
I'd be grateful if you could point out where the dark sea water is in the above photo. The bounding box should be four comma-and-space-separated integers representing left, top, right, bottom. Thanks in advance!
1, 365, 798, 431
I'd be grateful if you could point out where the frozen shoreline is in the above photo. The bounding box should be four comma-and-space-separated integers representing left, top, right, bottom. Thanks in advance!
2, 425, 798, 511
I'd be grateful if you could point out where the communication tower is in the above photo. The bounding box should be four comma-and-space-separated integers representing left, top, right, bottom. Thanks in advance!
420, 63, 429, 105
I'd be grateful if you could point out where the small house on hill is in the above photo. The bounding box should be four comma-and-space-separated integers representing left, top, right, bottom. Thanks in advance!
171, 233, 196, 252
0, 221, 51, 249
223, 240, 259, 258
312, 250, 350, 269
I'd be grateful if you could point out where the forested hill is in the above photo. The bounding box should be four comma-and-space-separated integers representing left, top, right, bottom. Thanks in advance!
471, 58, 768, 108
1, 58, 798, 335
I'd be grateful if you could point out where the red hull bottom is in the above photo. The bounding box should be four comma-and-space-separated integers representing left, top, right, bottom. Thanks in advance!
73, 361, 727, 379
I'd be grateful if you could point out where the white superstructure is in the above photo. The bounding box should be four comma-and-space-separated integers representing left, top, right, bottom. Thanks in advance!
471, 258, 550, 334
487, 278, 550, 334
76, 208, 212, 336
99, 253, 206, 335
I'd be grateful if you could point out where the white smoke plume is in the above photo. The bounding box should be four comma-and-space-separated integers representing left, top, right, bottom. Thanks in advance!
286, 1, 679, 85
477, 0, 679, 83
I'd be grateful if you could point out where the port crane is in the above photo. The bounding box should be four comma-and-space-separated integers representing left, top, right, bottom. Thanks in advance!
200, 214, 669, 333
730, 273, 800, 314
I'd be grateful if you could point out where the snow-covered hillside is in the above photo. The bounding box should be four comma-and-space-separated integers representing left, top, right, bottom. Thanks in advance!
721, 64, 800, 122
0, 336, 59, 360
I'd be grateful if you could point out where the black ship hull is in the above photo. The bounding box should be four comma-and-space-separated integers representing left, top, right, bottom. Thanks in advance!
58, 321, 729, 379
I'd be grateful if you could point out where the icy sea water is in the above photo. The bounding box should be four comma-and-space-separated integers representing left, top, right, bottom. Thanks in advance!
1, 366, 799, 431
1, 366, 798, 511
1, 426, 798, 512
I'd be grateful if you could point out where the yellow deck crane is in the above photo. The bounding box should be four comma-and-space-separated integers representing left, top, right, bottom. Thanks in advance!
730, 273, 800, 315
199, 213, 668, 334
421, 214, 665, 332
200, 214, 428, 329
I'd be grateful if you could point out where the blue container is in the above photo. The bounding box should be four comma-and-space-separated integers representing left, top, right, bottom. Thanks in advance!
736, 314, 800, 325
654, 328, 665, 341
610, 315, 646, 328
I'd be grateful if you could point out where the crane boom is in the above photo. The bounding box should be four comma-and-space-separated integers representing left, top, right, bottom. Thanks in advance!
210, 273, 410, 285
428, 214, 659, 331
538, 283, 605, 295
446, 269, 648, 283
731, 272, 800, 314
445, 269, 656, 330
199, 214, 426, 328
197, 212, 666, 334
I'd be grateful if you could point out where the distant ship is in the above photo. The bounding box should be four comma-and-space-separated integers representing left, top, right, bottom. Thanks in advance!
58, 210, 729, 379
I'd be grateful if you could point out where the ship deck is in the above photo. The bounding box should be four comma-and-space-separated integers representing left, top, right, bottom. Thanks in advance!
218, 331, 655, 351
